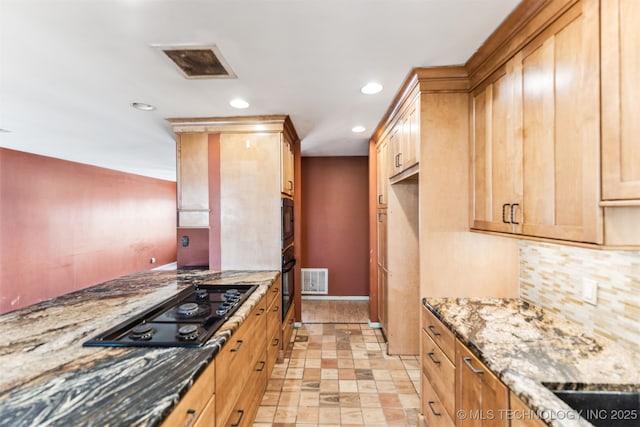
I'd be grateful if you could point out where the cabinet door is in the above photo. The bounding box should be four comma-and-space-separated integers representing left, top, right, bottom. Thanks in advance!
407, 97, 420, 168
377, 264, 387, 332
376, 139, 389, 207
177, 133, 210, 227
281, 137, 294, 196
456, 341, 508, 427
520, 0, 602, 243
602, 0, 640, 201
509, 392, 546, 427
388, 121, 402, 177
470, 57, 523, 234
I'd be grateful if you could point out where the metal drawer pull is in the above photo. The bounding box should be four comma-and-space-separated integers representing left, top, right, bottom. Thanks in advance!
272, 338, 280, 347
428, 325, 441, 336
184, 409, 196, 427
272, 287, 279, 293
256, 360, 266, 372
502, 203, 510, 224
273, 305, 279, 312
230, 409, 244, 427
510, 203, 520, 224
428, 401, 442, 416
256, 308, 265, 316
230, 340, 244, 352
463, 357, 484, 375
427, 352, 441, 365
378, 194, 383, 204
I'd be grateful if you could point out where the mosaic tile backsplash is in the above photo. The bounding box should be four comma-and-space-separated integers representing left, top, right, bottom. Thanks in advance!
519, 241, 640, 352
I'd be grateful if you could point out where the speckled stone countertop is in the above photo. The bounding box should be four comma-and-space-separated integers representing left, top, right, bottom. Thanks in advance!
0, 269, 279, 427
424, 298, 640, 427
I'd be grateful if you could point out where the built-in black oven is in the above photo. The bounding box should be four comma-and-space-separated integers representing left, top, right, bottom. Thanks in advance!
281, 245, 295, 320
281, 197, 294, 249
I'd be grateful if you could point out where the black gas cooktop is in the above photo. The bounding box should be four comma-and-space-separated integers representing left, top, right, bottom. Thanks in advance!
83, 284, 258, 348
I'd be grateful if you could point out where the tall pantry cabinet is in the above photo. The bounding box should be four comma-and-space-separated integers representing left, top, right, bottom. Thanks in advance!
371, 68, 518, 356
170, 115, 299, 270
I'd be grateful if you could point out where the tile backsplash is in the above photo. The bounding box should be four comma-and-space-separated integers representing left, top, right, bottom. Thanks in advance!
520, 241, 640, 352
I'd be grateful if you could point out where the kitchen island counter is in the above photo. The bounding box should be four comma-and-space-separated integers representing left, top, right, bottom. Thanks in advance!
424, 298, 640, 427
0, 269, 279, 427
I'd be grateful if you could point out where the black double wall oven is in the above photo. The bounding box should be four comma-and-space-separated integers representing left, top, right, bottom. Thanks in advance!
281, 197, 295, 320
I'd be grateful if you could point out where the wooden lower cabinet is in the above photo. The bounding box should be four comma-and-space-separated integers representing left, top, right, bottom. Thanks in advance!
266, 279, 282, 375
422, 371, 455, 427
281, 302, 295, 359
509, 392, 547, 427
456, 340, 508, 427
161, 360, 215, 427
221, 351, 268, 427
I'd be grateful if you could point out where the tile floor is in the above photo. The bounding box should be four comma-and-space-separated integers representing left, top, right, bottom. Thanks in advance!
253, 323, 421, 426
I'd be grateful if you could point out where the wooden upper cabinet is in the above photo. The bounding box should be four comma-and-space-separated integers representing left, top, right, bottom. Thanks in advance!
177, 133, 209, 228
389, 95, 420, 179
519, 0, 601, 243
376, 138, 389, 206
601, 0, 640, 202
471, 0, 603, 244
471, 57, 523, 234
281, 136, 295, 196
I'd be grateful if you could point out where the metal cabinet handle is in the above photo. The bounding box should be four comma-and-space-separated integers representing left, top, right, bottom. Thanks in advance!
272, 338, 280, 347
184, 409, 197, 427
510, 203, 520, 225
256, 360, 266, 372
288, 180, 294, 191
272, 305, 279, 312
230, 340, 244, 352
272, 287, 279, 293
463, 357, 484, 375
230, 409, 244, 427
428, 325, 441, 337
502, 203, 511, 224
427, 401, 441, 416
378, 194, 383, 204
427, 351, 441, 365
256, 308, 265, 316
397, 152, 402, 166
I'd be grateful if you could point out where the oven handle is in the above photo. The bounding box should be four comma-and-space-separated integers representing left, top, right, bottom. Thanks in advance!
282, 258, 297, 273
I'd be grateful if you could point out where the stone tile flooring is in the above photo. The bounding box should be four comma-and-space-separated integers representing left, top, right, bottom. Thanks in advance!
253, 323, 421, 426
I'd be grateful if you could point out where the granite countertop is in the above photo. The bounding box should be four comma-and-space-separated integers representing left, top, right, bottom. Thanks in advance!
0, 269, 280, 427
424, 298, 640, 427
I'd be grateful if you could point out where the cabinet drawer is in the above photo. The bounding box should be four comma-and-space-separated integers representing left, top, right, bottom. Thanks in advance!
421, 305, 455, 362
216, 297, 265, 427
266, 330, 281, 376
193, 394, 216, 427
421, 372, 455, 427
266, 277, 281, 309
161, 360, 215, 427
421, 330, 455, 419
222, 352, 268, 427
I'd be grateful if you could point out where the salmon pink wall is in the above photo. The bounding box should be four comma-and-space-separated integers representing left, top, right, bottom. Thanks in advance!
0, 148, 177, 314
301, 157, 369, 296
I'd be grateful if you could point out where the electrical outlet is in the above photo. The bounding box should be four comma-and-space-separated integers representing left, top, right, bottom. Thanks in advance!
582, 279, 598, 305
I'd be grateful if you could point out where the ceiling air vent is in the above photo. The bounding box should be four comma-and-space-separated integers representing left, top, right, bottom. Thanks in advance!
156, 44, 237, 79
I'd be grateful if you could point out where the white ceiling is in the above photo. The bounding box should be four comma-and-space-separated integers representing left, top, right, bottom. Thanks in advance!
0, 0, 520, 181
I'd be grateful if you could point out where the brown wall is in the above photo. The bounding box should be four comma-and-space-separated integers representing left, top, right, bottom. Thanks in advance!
0, 148, 177, 314
301, 157, 369, 296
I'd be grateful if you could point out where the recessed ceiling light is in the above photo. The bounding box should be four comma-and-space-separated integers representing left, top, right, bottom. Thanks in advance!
230, 98, 249, 109
361, 82, 383, 95
131, 102, 156, 111
352, 126, 366, 133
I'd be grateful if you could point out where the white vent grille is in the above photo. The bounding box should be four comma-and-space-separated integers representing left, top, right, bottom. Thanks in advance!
301, 268, 328, 294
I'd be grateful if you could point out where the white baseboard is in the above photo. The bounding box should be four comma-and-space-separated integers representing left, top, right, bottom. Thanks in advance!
301, 295, 369, 301
368, 321, 382, 329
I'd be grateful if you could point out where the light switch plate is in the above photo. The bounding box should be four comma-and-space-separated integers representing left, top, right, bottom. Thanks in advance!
582, 279, 598, 305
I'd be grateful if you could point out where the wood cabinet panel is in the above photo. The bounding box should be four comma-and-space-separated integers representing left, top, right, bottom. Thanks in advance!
221, 352, 268, 427
281, 137, 295, 196
376, 139, 389, 207
520, 0, 601, 243
193, 394, 216, 427
509, 392, 546, 427
422, 330, 455, 420
215, 298, 266, 427
471, 58, 523, 234
161, 360, 215, 427
421, 305, 455, 362
220, 133, 281, 269
422, 372, 455, 427
456, 340, 508, 427
281, 302, 295, 358
602, 0, 640, 201
177, 133, 210, 228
